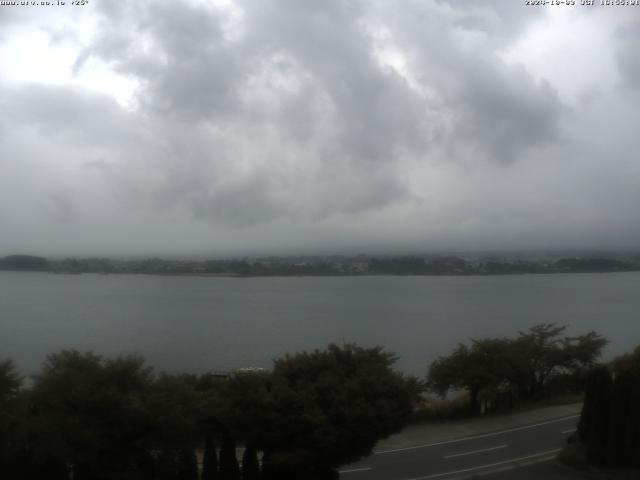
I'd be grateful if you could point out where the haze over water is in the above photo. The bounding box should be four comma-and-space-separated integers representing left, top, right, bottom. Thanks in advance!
2, 271, 638, 376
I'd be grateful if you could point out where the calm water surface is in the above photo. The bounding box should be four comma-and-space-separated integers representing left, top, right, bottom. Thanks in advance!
1, 271, 638, 375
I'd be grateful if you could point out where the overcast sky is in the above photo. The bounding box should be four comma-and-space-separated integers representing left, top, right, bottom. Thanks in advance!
1, 0, 639, 257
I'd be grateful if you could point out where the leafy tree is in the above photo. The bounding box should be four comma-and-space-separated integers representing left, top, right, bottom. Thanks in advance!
212, 372, 269, 479
0, 359, 24, 476
428, 339, 514, 414
513, 324, 607, 398
175, 448, 198, 480
0, 359, 22, 399
149, 373, 201, 448
511, 323, 570, 397
29, 350, 157, 479
428, 325, 608, 413
259, 344, 419, 479
612, 345, 640, 376
218, 372, 268, 441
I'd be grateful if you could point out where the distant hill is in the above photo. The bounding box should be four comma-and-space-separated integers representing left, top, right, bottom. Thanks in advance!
0, 253, 638, 276
0, 255, 50, 271
555, 257, 636, 273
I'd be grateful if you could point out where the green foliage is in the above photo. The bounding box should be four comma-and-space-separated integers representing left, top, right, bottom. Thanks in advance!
428, 324, 608, 413
428, 338, 515, 414
28, 350, 157, 479
259, 344, 419, 474
201, 433, 219, 480
578, 347, 640, 469
25, 351, 208, 479
612, 345, 640, 376
241, 445, 260, 480
218, 373, 270, 447
175, 448, 198, 480
1, 344, 418, 479
0, 359, 22, 399
578, 365, 612, 464
0, 359, 24, 475
219, 436, 240, 480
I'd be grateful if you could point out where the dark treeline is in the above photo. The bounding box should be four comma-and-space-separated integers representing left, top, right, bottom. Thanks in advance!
1, 253, 639, 276
0, 344, 419, 480
577, 346, 640, 469
426, 324, 608, 415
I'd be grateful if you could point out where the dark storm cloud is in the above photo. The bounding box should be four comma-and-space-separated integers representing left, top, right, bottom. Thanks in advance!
239, 0, 432, 163
4, 84, 133, 147
377, 0, 563, 164
448, 61, 563, 164
81, 0, 433, 161
62, 0, 435, 224
616, 20, 640, 90
77, 1, 239, 120
1, 1, 638, 255
62, 0, 560, 227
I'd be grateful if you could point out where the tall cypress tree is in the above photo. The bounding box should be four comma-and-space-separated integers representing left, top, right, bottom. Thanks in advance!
607, 370, 639, 467
630, 377, 640, 469
578, 365, 612, 465
176, 448, 199, 480
241, 445, 260, 480
201, 433, 218, 480
259, 450, 274, 480
219, 436, 240, 480
578, 350, 640, 468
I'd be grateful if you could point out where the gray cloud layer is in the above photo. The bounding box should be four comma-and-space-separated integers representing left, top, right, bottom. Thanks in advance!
0, 1, 638, 256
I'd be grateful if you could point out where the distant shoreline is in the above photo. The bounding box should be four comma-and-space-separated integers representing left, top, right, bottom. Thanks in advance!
2, 269, 639, 279
1, 253, 639, 277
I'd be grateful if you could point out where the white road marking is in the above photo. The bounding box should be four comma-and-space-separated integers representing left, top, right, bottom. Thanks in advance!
561, 428, 577, 434
339, 467, 372, 474
405, 448, 562, 480
375, 414, 579, 454
443, 444, 508, 459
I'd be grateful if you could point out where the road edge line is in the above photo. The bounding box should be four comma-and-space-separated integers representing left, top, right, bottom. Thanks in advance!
375, 414, 579, 454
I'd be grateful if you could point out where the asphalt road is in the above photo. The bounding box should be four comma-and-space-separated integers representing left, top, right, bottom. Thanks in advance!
339, 414, 579, 480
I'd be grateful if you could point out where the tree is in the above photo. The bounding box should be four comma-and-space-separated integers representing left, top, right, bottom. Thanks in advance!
215, 372, 269, 479
29, 350, 157, 479
512, 323, 570, 397
576, 345, 640, 469
0, 359, 24, 476
607, 346, 640, 467
218, 436, 240, 480
577, 365, 612, 465
428, 325, 608, 413
0, 360, 22, 399
259, 344, 419, 479
175, 448, 198, 480
201, 433, 219, 480
612, 345, 640, 376
428, 339, 513, 414
241, 445, 260, 480
512, 324, 607, 398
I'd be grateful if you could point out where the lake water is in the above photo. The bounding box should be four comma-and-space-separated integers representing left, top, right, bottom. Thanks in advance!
1, 271, 638, 376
